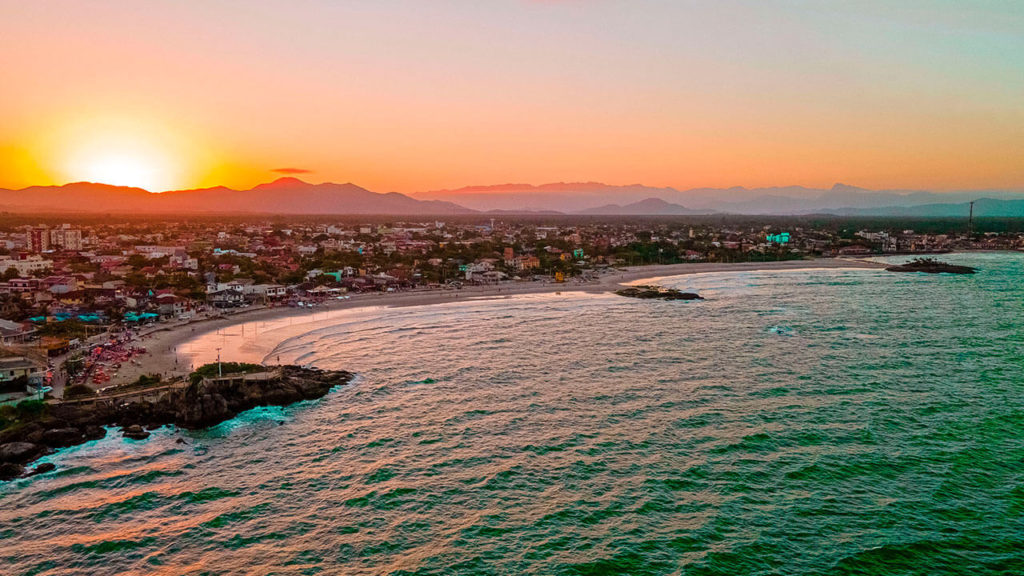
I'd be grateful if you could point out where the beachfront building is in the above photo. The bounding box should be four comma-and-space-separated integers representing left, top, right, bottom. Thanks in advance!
244, 284, 288, 302
208, 289, 244, 308
0, 356, 45, 389
155, 294, 191, 318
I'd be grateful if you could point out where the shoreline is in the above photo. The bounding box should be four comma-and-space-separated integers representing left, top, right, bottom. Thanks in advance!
110, 258, 886, 386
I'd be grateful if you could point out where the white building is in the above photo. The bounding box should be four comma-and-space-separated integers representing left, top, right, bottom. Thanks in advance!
0, 256, 53, 275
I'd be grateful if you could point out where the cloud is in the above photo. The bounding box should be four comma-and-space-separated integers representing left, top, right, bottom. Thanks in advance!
272, 167, 312, 175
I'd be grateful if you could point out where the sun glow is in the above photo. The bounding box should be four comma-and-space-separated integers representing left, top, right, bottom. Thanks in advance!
75, 150, 167, 190
49, 115, 196, 191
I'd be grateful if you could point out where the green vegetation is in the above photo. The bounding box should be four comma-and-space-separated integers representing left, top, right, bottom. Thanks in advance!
63, 384, 97, 399
0, 400, 47, 432
36, 319, 94, 339
130, 374, 163, 387
64, 355, 86, 378
189, 362, 265, 384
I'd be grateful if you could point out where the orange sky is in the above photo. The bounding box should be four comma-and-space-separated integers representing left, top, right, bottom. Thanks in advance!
1, 1, 1022, 193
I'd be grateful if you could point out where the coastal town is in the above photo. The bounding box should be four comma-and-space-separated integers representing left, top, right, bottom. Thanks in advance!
0, 215, 1019, 405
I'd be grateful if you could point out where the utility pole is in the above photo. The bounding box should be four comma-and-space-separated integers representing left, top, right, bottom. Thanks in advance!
968, 201, 975, 238
216, 347, 222, 378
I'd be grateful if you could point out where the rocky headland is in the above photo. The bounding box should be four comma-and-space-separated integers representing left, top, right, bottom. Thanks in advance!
0, 365, 353, 481
885, 258, 976, 275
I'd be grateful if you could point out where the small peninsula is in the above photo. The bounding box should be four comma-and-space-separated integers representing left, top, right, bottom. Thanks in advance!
885, 258, 977, 275
0, 364, 353, 481
616, 286, 704, 300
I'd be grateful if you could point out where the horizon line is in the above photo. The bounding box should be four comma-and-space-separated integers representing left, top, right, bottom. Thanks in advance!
7, 178, 1024, 196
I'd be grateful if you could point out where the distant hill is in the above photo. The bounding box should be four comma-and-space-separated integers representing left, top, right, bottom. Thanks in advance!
577, 198, 711, 216
4, 178, 1024, 216
415, 182, 687, 213
0, 178, 474, 215
827, 197, 1024, 218
416, 181, 1024, 214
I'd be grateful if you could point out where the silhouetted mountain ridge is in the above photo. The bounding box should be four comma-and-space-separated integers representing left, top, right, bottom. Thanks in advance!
578, 198, 711, 216
416, 181, 1024, 214
0, 179, 473, 215
3, 179, 1024, 216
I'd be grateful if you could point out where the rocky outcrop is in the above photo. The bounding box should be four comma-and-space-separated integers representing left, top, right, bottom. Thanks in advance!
885, 258, 976, 275
0, 366, 353, 481
0, 442, 43, 464
122, 425, 150, 440
615, 286, 704, 300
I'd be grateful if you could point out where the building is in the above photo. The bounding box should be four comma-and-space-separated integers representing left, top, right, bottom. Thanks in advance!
29, 228, 50, 253
507, 255, 540, 271
44, 276, 78, 294
0, 319, 35, 345
0, 356, 45, 389
208, 289, 244, 308
49, 227, 84, 251
155, 293, 190, 317
244, 284, 287, 301
0, 256, 53, 276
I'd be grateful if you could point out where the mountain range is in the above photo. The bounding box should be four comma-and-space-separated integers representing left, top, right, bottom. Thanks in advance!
3, 177, 1024, 217
0, 178, 471, 215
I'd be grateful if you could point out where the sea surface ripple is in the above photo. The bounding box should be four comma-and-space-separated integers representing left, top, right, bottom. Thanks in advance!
2, 253, 1023, 575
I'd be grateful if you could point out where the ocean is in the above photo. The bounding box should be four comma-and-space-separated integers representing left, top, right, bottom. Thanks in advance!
2, 252, 1022, 575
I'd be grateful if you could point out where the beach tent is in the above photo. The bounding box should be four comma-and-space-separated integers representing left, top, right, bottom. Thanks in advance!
124, 312, 158, 322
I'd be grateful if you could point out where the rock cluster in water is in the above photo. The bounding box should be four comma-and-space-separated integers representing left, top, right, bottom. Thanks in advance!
0, 366, 353, 481
615, 286, 704, 300
885, 258, 976, 275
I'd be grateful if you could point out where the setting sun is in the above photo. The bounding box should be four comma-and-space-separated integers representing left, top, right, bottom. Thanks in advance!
74, 150, 167, 190
39, 114, 199, 192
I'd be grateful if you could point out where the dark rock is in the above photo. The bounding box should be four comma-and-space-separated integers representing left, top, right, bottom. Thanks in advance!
886, 258, 976, 275
122, 425, 150, 440
33, 462, 56, 475
41, 427, 83, 447
0, 366, 353, 480
160, 366, 351, 429
0, 462, 24, 481
0, 442, 43, 464
15, 423, 46, 445
615, 286, 704, 300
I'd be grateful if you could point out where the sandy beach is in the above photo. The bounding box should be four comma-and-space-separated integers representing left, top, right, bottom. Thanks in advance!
110, 258, 886, 386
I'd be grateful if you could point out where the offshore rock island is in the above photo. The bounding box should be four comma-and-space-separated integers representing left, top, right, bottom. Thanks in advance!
615, 286, 704, 300
0, 365, 352, 481
885, 257, 977, 275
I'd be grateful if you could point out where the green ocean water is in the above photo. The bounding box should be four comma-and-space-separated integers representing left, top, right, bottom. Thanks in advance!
2, 252, 1022, 575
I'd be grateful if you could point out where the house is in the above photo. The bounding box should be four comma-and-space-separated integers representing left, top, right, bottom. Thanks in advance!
0, 356, 45, 389
54, 291, 85, 306
44, 276, 78, 294
7, 278, 40, 294
208, 289, 244, 308
155, 293, 189, 317
244, 284, 287, 301
0, 319, 35, 345
837, 245, 873, 256
512, 255, 540, 271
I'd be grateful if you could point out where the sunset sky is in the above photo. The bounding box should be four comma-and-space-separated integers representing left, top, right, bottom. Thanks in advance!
2, 1, 1022, 193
